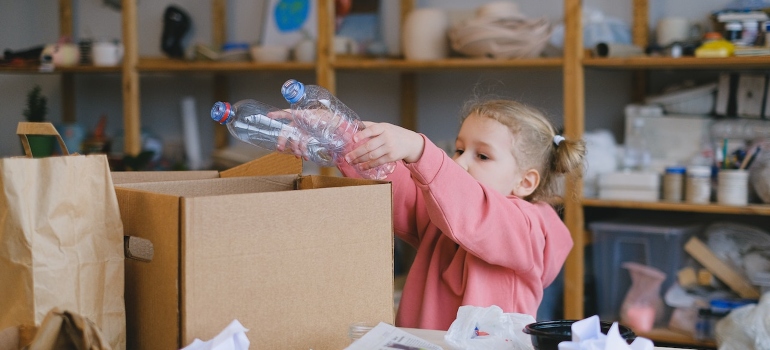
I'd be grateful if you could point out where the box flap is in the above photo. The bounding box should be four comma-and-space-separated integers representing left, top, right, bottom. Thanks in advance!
297, 174, 385, 190
115, 175, 298, 197
112, 152, 301, 186
179, 181, 394, 349
115, 188, 183, 350
220, 153, 302, 178
112, 171, 219, 185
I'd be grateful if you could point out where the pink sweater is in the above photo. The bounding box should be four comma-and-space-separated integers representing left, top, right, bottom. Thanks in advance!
340, 136, 574, 331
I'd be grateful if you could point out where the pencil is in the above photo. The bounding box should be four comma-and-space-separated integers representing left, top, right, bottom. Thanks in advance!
722, 139, 728, 169
743, 146, 762, 170
739, 146, 757, 170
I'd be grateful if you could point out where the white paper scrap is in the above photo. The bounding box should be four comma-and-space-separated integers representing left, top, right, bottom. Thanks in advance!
558, 315, 653, 350
344, 322, 444, 350
182, 319, 250, 350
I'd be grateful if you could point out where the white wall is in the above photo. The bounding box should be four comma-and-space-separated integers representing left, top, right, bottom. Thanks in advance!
0, 0, 732, 166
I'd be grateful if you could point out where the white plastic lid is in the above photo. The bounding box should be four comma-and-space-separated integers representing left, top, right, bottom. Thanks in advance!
686, 165, 711, 177
743, 20, 759, 28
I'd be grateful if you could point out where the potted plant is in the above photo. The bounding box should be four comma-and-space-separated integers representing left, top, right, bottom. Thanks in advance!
22, 85, 55, 157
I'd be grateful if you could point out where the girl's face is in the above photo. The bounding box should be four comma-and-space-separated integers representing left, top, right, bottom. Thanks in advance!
453, 113, 526, 197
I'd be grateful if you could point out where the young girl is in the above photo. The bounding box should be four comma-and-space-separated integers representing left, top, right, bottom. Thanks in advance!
340, 98, 586, 330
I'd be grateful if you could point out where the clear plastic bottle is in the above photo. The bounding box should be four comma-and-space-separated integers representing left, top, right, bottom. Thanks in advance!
210, 99, 336, 167
281, 79, 396, 180
623, 117, 651, 171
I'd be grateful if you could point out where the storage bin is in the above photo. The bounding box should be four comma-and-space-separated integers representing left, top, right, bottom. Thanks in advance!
645, 83, 717, 115
590, 221, 701, 324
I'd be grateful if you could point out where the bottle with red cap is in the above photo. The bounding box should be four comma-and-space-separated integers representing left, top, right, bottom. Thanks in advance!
210, 99, 336, 167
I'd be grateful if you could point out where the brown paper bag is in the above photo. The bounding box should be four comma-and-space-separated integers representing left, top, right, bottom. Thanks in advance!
0, 123, 125, 350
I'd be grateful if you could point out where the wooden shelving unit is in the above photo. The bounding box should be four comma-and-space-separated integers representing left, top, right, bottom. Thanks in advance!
13, 1, 769, 348
572, 1, 769, 348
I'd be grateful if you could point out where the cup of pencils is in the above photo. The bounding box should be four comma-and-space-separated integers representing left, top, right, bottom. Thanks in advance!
717, 144, 762, 206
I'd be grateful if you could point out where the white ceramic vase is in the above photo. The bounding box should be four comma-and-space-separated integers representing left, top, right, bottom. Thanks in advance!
402, 8, 449, 60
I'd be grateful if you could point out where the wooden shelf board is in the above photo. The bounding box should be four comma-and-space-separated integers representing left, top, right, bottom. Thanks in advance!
637, 328, 716, 348
582, 198, 770, 215
137, 57, 315, 72
0, 65, 121, 74
584, 55, 770, 69
333, 57, 564, 70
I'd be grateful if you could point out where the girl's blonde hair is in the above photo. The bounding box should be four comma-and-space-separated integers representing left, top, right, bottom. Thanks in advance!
460, 98, 586, 203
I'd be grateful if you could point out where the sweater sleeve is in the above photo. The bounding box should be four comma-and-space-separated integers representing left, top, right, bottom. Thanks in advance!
404, 136, 545, 272
337, 155, 423, 247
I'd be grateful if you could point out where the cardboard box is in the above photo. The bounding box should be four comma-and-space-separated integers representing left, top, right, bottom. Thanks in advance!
113, 153, 394, 349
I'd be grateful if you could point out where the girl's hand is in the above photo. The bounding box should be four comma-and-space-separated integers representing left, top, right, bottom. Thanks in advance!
344, 122, 425, 170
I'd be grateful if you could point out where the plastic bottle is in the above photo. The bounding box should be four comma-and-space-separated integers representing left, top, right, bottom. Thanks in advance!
281, 79, 396, 180
623, 117, 651, 171
210, 99, 336, 167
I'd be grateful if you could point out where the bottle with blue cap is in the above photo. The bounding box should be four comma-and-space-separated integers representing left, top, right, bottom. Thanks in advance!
210, 99, 336, 167
281, 79, 395, 180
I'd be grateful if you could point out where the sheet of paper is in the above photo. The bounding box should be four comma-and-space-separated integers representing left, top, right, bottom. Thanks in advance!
182, 320, 250, 350
345, 322, 444, 350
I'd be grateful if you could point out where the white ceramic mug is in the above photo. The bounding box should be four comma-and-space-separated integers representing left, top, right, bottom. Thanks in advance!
333, 36, 358, 55
92, 41, 124, 66
656, 17, 692, 46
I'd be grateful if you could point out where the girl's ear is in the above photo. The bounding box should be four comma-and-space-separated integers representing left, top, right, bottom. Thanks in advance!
513, 168, 540, 198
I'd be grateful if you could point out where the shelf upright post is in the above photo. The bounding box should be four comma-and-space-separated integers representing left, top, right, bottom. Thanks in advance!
213, 0, 230, 150
121, 0, 141, 156
317, 0, 338, 176
59, 0, 76, 123
632, 0, 649, 102
400, 0, 417, 132
562, 0, 586, 320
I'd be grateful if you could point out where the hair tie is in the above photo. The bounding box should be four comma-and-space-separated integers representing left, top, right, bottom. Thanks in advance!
553, 135, 565, 146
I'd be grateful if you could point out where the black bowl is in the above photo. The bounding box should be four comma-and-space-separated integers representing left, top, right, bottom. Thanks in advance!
522, 320, 636, 350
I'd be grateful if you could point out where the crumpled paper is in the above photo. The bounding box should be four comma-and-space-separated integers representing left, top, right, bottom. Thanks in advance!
182, 320, 249, 350
558, 315, 653, 350
444, 305, 535, 350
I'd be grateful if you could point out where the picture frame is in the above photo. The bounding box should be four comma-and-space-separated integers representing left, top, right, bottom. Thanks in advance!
261, 0, 318, 47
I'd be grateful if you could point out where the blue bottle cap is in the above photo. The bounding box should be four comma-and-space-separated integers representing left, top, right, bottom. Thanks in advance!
281, 79, 305, 104
211, 101, 232, 124
665, 166, 686, 174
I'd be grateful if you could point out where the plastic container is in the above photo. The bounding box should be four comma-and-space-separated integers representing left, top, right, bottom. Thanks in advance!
645, 83, 718, 115
281, 79, 396, 180
663, 166, 686, 202
590, 221, 701, 323
686, 165, 712, 204
742, 20, 760, 46
523, 320, 636, 350
210, 99, 336, 167
622, 117, 651, 171
725, 21, 743, 44
348, 322, 378, 343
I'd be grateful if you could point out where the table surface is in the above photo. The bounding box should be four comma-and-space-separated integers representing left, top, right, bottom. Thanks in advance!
400, 327, 690, 350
